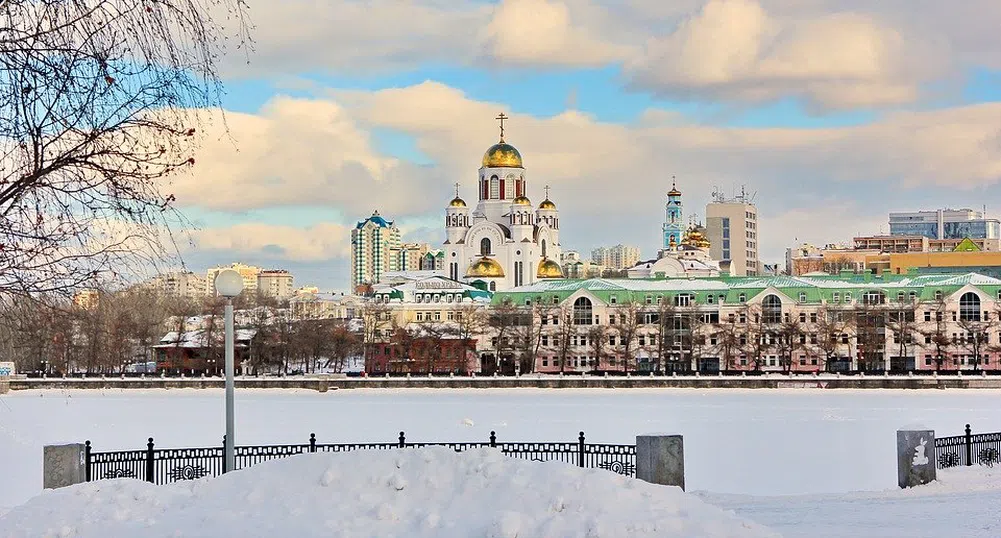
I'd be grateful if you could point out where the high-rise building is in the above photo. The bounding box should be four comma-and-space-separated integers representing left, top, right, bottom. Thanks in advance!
257, 270, 294, 300
206, 263, 262, 296
591, 244, 641, 271
391, 242, 444, 273
888, 208, 1000, 240
351, 211, 401, 292
705, 189, 759, 276
149, 271, 206, 299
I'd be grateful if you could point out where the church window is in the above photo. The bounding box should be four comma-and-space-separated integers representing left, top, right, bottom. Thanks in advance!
480, 238, 491, 256
505, 175, 515, 198
541, 240, 547, 258
489, 281, 496, 292
490, 176, 499, 199
573, 297, 593, 325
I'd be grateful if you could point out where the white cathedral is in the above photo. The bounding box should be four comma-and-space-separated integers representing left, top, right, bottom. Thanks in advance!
442, 114, 563, 291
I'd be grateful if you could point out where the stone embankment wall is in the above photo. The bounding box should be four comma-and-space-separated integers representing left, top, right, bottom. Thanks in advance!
8, 374, 1001, 391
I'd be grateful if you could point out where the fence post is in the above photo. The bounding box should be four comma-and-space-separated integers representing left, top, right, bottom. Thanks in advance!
635, 434, 685, 490
399, 431, 406, 448
145, 437, 155, 484
85, 440, 92, 482
309, 433, 316, 453
490, 431, 496, 448
222, 435, 227, 473
578, 431, 585, 467
965, 424, 973, 466
897, 429, 936, 488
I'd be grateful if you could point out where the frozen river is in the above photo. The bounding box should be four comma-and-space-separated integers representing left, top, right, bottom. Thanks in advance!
2, 388, 1000, 509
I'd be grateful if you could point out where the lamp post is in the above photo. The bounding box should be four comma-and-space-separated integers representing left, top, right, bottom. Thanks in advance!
214, 269, 244, 473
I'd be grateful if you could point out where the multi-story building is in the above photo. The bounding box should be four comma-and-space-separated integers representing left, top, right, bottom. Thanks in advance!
889, 208, 1001, 241
72, 289, 100, 310
854, 234, 1001, 253
206, 263, 262, 296
149, 271, 206, 299
591, 244, 641, 271
706, 190, 759, 276
289, 291, 364, 320
786, 243, 874, 276
351, 211, 402, 292
392, 242, 445, 272
257, 269, 294, 300
482, 271, 1001, 375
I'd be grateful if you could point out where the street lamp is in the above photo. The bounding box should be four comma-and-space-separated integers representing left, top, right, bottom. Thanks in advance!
215, 269, 244, 473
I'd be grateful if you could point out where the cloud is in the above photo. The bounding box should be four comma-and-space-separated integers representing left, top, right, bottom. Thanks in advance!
189, 222, 351, 262
166, 96, 441, 219
480, 0, 632, 67
623, 0, 934, 109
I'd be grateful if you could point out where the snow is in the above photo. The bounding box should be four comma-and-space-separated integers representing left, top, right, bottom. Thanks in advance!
2, 388, 1001, 535
0, 447, 777, 538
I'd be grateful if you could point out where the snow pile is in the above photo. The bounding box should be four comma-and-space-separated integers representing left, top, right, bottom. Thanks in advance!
0, 447, 776, 538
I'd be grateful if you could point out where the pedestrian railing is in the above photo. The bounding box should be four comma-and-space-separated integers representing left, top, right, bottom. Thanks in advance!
86, 431, 637, 485
934, 424, 1001, 469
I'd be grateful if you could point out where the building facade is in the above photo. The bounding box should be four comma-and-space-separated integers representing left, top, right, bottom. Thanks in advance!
592, 244, 641, 271
706, 192, 759, 276
889, 208, 1001, 240
257, 270, 295, 300
441, 115, 563, 292
483, 272, 1001, 375
149, 271, 206, 299
351, 211, 402, 292
206, 263, 262, 296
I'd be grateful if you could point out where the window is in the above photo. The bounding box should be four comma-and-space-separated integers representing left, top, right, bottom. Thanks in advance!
799, 313, 807, 323
573, 297, 593, 325
934, 290, 943, 301
798, 292, 807, 303
480, 237, 491, 256
674, 294, 693, 307
762, 295, 782, 324
862, 290, 885, 305
924, 311, 931, 322
896, 292, 905, 303
489, 281, 496, 292
738, 293, 746, 303
845, 292, 852, 302
833, 292, 840, 303
960, 292, 981, 321
810, 313, 817, 323
610, 295, 617, 304
707, 295, 715, 304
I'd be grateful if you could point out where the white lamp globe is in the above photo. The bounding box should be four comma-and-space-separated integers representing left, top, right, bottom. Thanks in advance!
215, 269, 244, 298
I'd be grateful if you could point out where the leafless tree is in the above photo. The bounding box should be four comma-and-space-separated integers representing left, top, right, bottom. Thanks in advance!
613, 301, 641, 372
775, 320, 805, 373
957, 316, 996, 373
920, 298, 952, 372
714, 310, 743, 372
0, 0, 250, 296
886, 302, 919, 371
814, 306, 852, 372
741, 304, 770, 371
854, 301, 887, 372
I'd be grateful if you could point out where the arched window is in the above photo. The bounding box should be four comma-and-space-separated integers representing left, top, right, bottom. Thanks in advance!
505, 175, 516, 198
573, 297, 593, 325
489, 281, 496, 292
542, 239, 547, 258
960, 292, 981, 321
862, 290, 886, 305
480, 237, 491, 256
490, 176, 499, 199
762, 294, 782, 324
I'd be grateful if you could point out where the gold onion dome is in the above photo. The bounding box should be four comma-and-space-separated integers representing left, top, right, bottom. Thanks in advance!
482, 142, 523, 168
538, 199, 556, 210
512, 195, 531, 205
537, 257, 564, 279
465, 256, 505, 278
449, 196, 467, 207
668, 187, 681, 196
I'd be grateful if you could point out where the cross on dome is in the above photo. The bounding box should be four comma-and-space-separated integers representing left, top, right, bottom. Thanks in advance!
496, 112, 508, 142
454, 182, 460, 197
544, 185, 550, 198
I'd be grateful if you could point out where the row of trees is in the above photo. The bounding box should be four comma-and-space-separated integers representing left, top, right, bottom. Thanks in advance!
0, 288, 362, 375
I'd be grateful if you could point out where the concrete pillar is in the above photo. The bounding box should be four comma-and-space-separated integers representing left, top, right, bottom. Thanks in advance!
897, 429, 936, 488
635, 435, 685, 490
43, 443, 87, 489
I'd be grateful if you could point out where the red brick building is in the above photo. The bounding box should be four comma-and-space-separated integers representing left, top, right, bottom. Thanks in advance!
366, 334, 477, 375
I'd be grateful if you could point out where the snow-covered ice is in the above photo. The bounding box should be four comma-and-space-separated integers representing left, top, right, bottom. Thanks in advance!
0, 446, 778, 538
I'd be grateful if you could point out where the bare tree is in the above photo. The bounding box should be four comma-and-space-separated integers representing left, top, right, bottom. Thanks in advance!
854, 301, 887, 372
742, 304, 770, 371
587, 324, 608, 372
886, 302, 919, 371
613, 301, 642, 372
814, 306, 852, 372
0, 1, 250, 296
957, 316, 996, 373
775, 320, 805, 373
919, 299, 952, 372
714, 310, 743, 372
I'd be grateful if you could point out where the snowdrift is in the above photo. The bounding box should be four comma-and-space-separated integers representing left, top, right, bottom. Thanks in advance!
0, 447, 777, 537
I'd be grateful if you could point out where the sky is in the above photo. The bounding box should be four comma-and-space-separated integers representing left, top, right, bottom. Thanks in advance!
168, 0, 1001, 291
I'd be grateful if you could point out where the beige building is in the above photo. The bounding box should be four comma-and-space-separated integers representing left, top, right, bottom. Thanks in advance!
351, 211, 402, 292
72, 289, 100, 310
290, 291, 364, 320
591, 244, 640, 271
206, 263, 262, 296
706, 193, 759, 276
392, 242, 444, 272
257, 270, 295, 300
149, 271, 206, 299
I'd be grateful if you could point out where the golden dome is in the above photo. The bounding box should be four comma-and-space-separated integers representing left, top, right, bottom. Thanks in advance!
538, 199, 556, 210
512, 195, 531, 206
482, 142, 523, 168
449, 196, 466, 207
465, 256, 505, 278
537, 257, 564, 279
668, 187, 682, 196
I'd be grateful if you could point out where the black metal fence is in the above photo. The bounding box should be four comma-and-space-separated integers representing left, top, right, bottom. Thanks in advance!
934, 424, 1001, 469
86, 431, 637, 485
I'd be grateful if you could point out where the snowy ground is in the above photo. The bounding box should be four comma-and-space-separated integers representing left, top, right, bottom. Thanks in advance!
2, 388, 1000, 535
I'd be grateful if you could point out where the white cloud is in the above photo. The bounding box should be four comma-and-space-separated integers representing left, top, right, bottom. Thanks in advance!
480, 0, 632, 66
190, 222, 351, 262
